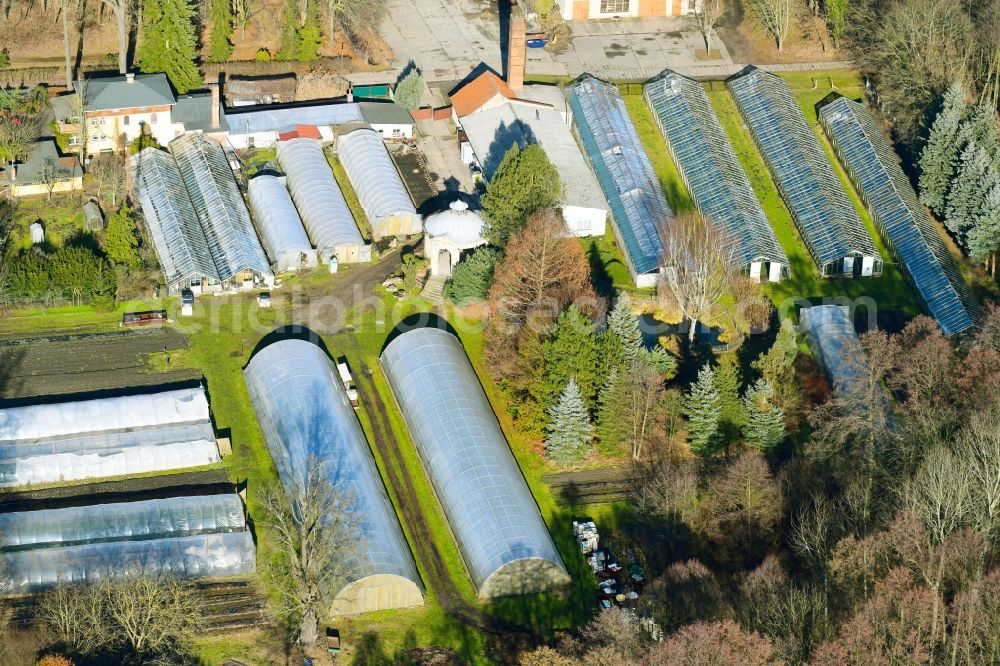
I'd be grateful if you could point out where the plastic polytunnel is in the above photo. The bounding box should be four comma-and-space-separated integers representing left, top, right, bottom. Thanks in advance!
0, 387, 220, 487
244, 339, 423, 615
4, 532, 256, 593
380, 327, 570, 599
0, 493, 255, 593
337, 127, 420, 239
276, 138, 369, 264
247, 175, 318, 271
800, 305, 862, 393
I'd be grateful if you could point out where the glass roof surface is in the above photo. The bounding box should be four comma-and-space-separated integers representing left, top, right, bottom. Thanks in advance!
727, 68, 878, 267
132, 147, 218, 285
819, 97, 978, 335
169, 133, 272, 281
645, 70, 788, 269
277, 138, 364, 255
244, 339, 421, 593
379, 327, 566, 594
569, 76, 672, 276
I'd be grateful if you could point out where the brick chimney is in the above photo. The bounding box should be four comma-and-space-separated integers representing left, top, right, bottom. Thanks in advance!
209, 82, 220, 129
508, 1, 526, 92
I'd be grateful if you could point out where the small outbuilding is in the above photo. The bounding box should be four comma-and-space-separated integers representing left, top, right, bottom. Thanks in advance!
29, 222, 44, 244
84, 199, 105, 231
423, 200, 487, 277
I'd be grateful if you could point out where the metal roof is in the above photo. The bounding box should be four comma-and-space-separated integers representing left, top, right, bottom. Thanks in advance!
458, 99, 609, 215
169, 133, 272, 281
645, 71, 788, 271
727, 68, 879, 268
132, 147, 223, 286
0, 140, 82, 186
226, 102, 362, 135
820, 97, 978, 335
76, 73, 175, 111
380, 328, 570, 599
337, 127, 416, 224
277, 138, 364, 257
247, 175, 317, 271
358, 101, 414, 126
172, 92, 229, 133
568, 76, 671, 277
244, 340, 423, 602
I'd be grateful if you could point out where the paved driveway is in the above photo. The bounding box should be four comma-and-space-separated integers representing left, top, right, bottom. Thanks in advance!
363, 0, 732, 85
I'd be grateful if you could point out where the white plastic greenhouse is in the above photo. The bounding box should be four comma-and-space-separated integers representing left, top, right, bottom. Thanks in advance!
244, 339, 423, 615
380, 327, 571, 599
0, 387, 221, 487
800, 305, 862, 392
276, 138, 370, 264
247, 175, 318, 271
0, 493, 255, 593
336, 128, 420, 239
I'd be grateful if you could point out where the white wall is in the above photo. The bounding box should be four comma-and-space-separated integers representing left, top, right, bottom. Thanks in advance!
561, 205, 607, 238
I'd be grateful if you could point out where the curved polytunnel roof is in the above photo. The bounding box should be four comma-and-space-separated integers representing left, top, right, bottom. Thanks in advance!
380, 327, 570, 599
337, 128, 417, 228
247, 175, 318, 271
800, 305, 861, 392
277, 138, 364, 257
4, 531, 256, 593
0, 494, 246, 549
0, 387, 220, 487
0, 387, 209, 441
244, 339, 423, 614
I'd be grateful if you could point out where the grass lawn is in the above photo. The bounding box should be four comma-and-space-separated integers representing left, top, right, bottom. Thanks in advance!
326, 150, 372, 242
10, 193, 88, 250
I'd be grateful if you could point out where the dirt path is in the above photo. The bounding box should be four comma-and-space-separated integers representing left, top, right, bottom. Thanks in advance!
342, 343, 531, 643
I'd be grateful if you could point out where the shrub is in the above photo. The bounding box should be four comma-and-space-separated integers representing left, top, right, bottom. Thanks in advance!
0, 48, 9, 70
445, 246, 499, 302
255, 47, 272, 62
36, 656, 75, 666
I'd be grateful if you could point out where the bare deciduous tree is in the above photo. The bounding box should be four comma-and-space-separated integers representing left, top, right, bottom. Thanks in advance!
324, 0, 385, 48
0, 112, 44, 164
259, 459, 362, 649
747, 0, 792, 52
790, 493, 841, 626
633, 452, 698, 524
657, 212, 738, 342
691, 0, 723, 53
38, 158, 68, 200
59, 0, 76, 89
96, 0, 129, 74
92, 153, 126, 205
0, 198, 14, 313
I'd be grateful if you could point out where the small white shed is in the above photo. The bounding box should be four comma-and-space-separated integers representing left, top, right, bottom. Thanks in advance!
29, 222, 44, 244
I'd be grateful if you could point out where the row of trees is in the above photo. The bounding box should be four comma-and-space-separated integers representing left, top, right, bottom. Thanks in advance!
919, 82, 1000, 270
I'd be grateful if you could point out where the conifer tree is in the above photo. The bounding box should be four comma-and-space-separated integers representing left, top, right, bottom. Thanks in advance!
959, 103, 1000, 160
640, 345, 677, 377
684, 363, 722, 457
541, 305, 601, 408
209, 0, 234, 63
752, 318, 797, 393
741, 379, 786, 451
596, 368, 625, 453
715, 356, 746, 442
103, 203, 141, 268
946, 143, 993, 243
603, 293, 643, 373
966, 183, 1000, 266
919, 82, 967, 216
138, 0, 202, 94
546, 378, 593, 465
481, 144, 562, 248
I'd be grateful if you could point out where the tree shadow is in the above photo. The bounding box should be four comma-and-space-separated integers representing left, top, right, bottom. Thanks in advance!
482, 119, 537, 178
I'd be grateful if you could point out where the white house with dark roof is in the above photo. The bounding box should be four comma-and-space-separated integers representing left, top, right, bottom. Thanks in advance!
52, 73, 226, 156
0, 140, 82, 197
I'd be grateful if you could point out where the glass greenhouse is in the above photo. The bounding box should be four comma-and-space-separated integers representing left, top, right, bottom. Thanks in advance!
727, 68, 881, 278
337, 128, 420, 239
244, 339, 423, 615
380, 327, 570, 599
276, 138, 369, 264
132, 147, 218, 289
247, 175, 318, 272
569, 76, 672, 288
169, 133, 272, 282
0, 387, 220, 487
645, 70, 789, 281
819, 97, 978, 335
